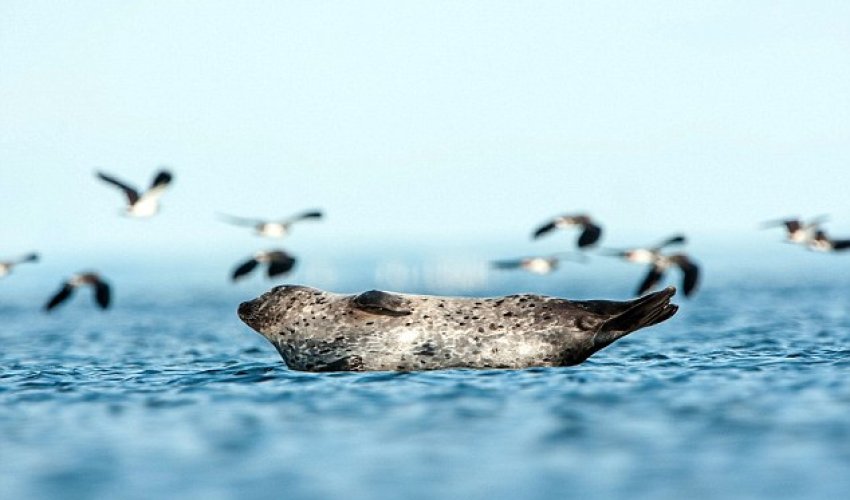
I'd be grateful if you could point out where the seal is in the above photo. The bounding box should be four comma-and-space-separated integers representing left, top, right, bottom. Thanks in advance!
237, 285, 679, 372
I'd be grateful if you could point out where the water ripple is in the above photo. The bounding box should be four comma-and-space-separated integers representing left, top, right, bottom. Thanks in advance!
1, 286, 849, 499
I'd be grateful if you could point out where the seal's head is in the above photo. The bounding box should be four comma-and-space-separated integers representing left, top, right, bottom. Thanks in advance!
238, 284, 323, 335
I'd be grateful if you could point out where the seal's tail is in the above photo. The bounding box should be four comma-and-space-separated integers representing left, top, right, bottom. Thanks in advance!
605, 286, 678, 332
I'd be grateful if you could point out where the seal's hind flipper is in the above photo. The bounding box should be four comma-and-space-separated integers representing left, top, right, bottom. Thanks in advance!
353, 290, 412, 316
602, 286, 678, 336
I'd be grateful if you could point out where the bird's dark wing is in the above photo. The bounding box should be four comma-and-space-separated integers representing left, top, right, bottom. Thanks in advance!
550, 252, 589, 263
656, 234, 686, 249
267, 254, 296, 278
829, 239, 850, 251
636, 265, 665, 296
150, 170, 173, 190
232, 258, 260, 281
283, 210, 323, 224
45, 283, 74, 311
96, 172, 140, 204
674, 257, 700, 297
532, 220, 558, 239
577, 223, 602, 248
217, 213, 265, 227
93, 281, 111, 309
18, 253, 39, 264
491, 259, 523, 269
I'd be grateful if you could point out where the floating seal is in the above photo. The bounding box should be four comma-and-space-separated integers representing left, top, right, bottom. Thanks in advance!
237, 285, 678, 372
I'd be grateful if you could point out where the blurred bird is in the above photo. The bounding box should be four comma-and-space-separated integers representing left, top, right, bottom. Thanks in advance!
532, 214, 602, 248
0, 253, 39, 278
491, 253, 587, 275
44, 272, 111, 311
808, 229, 850, 253
96, 169, 174, 217
600, 235, 698, 297
218, 210, 323, 238
599, 234, 687, 264
761, 215, 827, 245
633, 253, 700, 298
232, 250, 297, 281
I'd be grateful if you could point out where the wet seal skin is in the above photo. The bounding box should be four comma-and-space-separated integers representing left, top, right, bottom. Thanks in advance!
237, 285, 678, 372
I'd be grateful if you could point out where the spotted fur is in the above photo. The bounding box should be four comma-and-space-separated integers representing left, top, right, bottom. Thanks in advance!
238, 285, 678, 372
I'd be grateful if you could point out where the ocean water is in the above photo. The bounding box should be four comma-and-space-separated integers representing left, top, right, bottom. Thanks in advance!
2, 267, 850, 500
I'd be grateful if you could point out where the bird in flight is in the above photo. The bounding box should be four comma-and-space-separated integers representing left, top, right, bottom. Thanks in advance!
600, 234, 699, 297
96, 169, 174, 218
761, 215, 827, 246
232, 250, 297, 281
532, 214, 602, 248
44, 272, 111, 311
633, 253, 700, 298
600, 234, 687, 265
218, 210, 323, 238
491, 252, 587, 275
0, 253, 39, 279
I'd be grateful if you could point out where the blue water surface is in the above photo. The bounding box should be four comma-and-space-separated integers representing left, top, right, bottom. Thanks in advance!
2, 270, 850, 500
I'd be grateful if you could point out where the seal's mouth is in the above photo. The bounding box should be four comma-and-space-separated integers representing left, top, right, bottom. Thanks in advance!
237, 299, 257, 324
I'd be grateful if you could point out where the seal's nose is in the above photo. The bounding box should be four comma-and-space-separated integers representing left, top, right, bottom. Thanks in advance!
237, 300, 255, 322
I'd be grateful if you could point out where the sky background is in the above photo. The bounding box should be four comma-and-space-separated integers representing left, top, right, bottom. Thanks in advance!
2, 1, 850, 291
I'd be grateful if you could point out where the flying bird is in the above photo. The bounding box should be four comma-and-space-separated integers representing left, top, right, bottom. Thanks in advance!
491, 253, 587, 275
96, 169, 174, 217
600, 235, 698, 297
633, 253, 700, 298
599, 234, 687, 264
761, 215, 827, 245
44, 272, 111, 311
0, 253, 39, 278
232, 250, 297, 281
218, 210, 324, 238
532, 214, 602, 248
809, 229, 850, 253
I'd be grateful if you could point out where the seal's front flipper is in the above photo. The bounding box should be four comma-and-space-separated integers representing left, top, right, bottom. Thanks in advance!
353, 290, 413, 316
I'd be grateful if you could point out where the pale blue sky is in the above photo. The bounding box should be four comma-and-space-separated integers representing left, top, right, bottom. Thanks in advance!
2, 1, 850, 266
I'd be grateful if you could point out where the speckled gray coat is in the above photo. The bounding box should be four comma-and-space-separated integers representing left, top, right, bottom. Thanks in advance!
238, 285, 678, 372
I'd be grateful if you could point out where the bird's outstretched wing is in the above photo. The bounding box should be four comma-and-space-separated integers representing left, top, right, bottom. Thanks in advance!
140, 170, 173, 202
804, 214, 830, 229
636, 265, 665, 296
96, 172, 140, 204
829, 239, 850, 251
532, 220, 558, 239
267, 254, 296, 278
150, 170, 173, 190
281, 210, 323, 224
577, 223, 602, 248
674, 257, 700, 297
218, 213, 265, 227
45, 283, 74, 311
93, 281, 111, 309
16, 253, 39, 264
232, 258, 260, 281
491, 259, 523, 270
655, 234, 687, 249
549, 251, 589, 263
